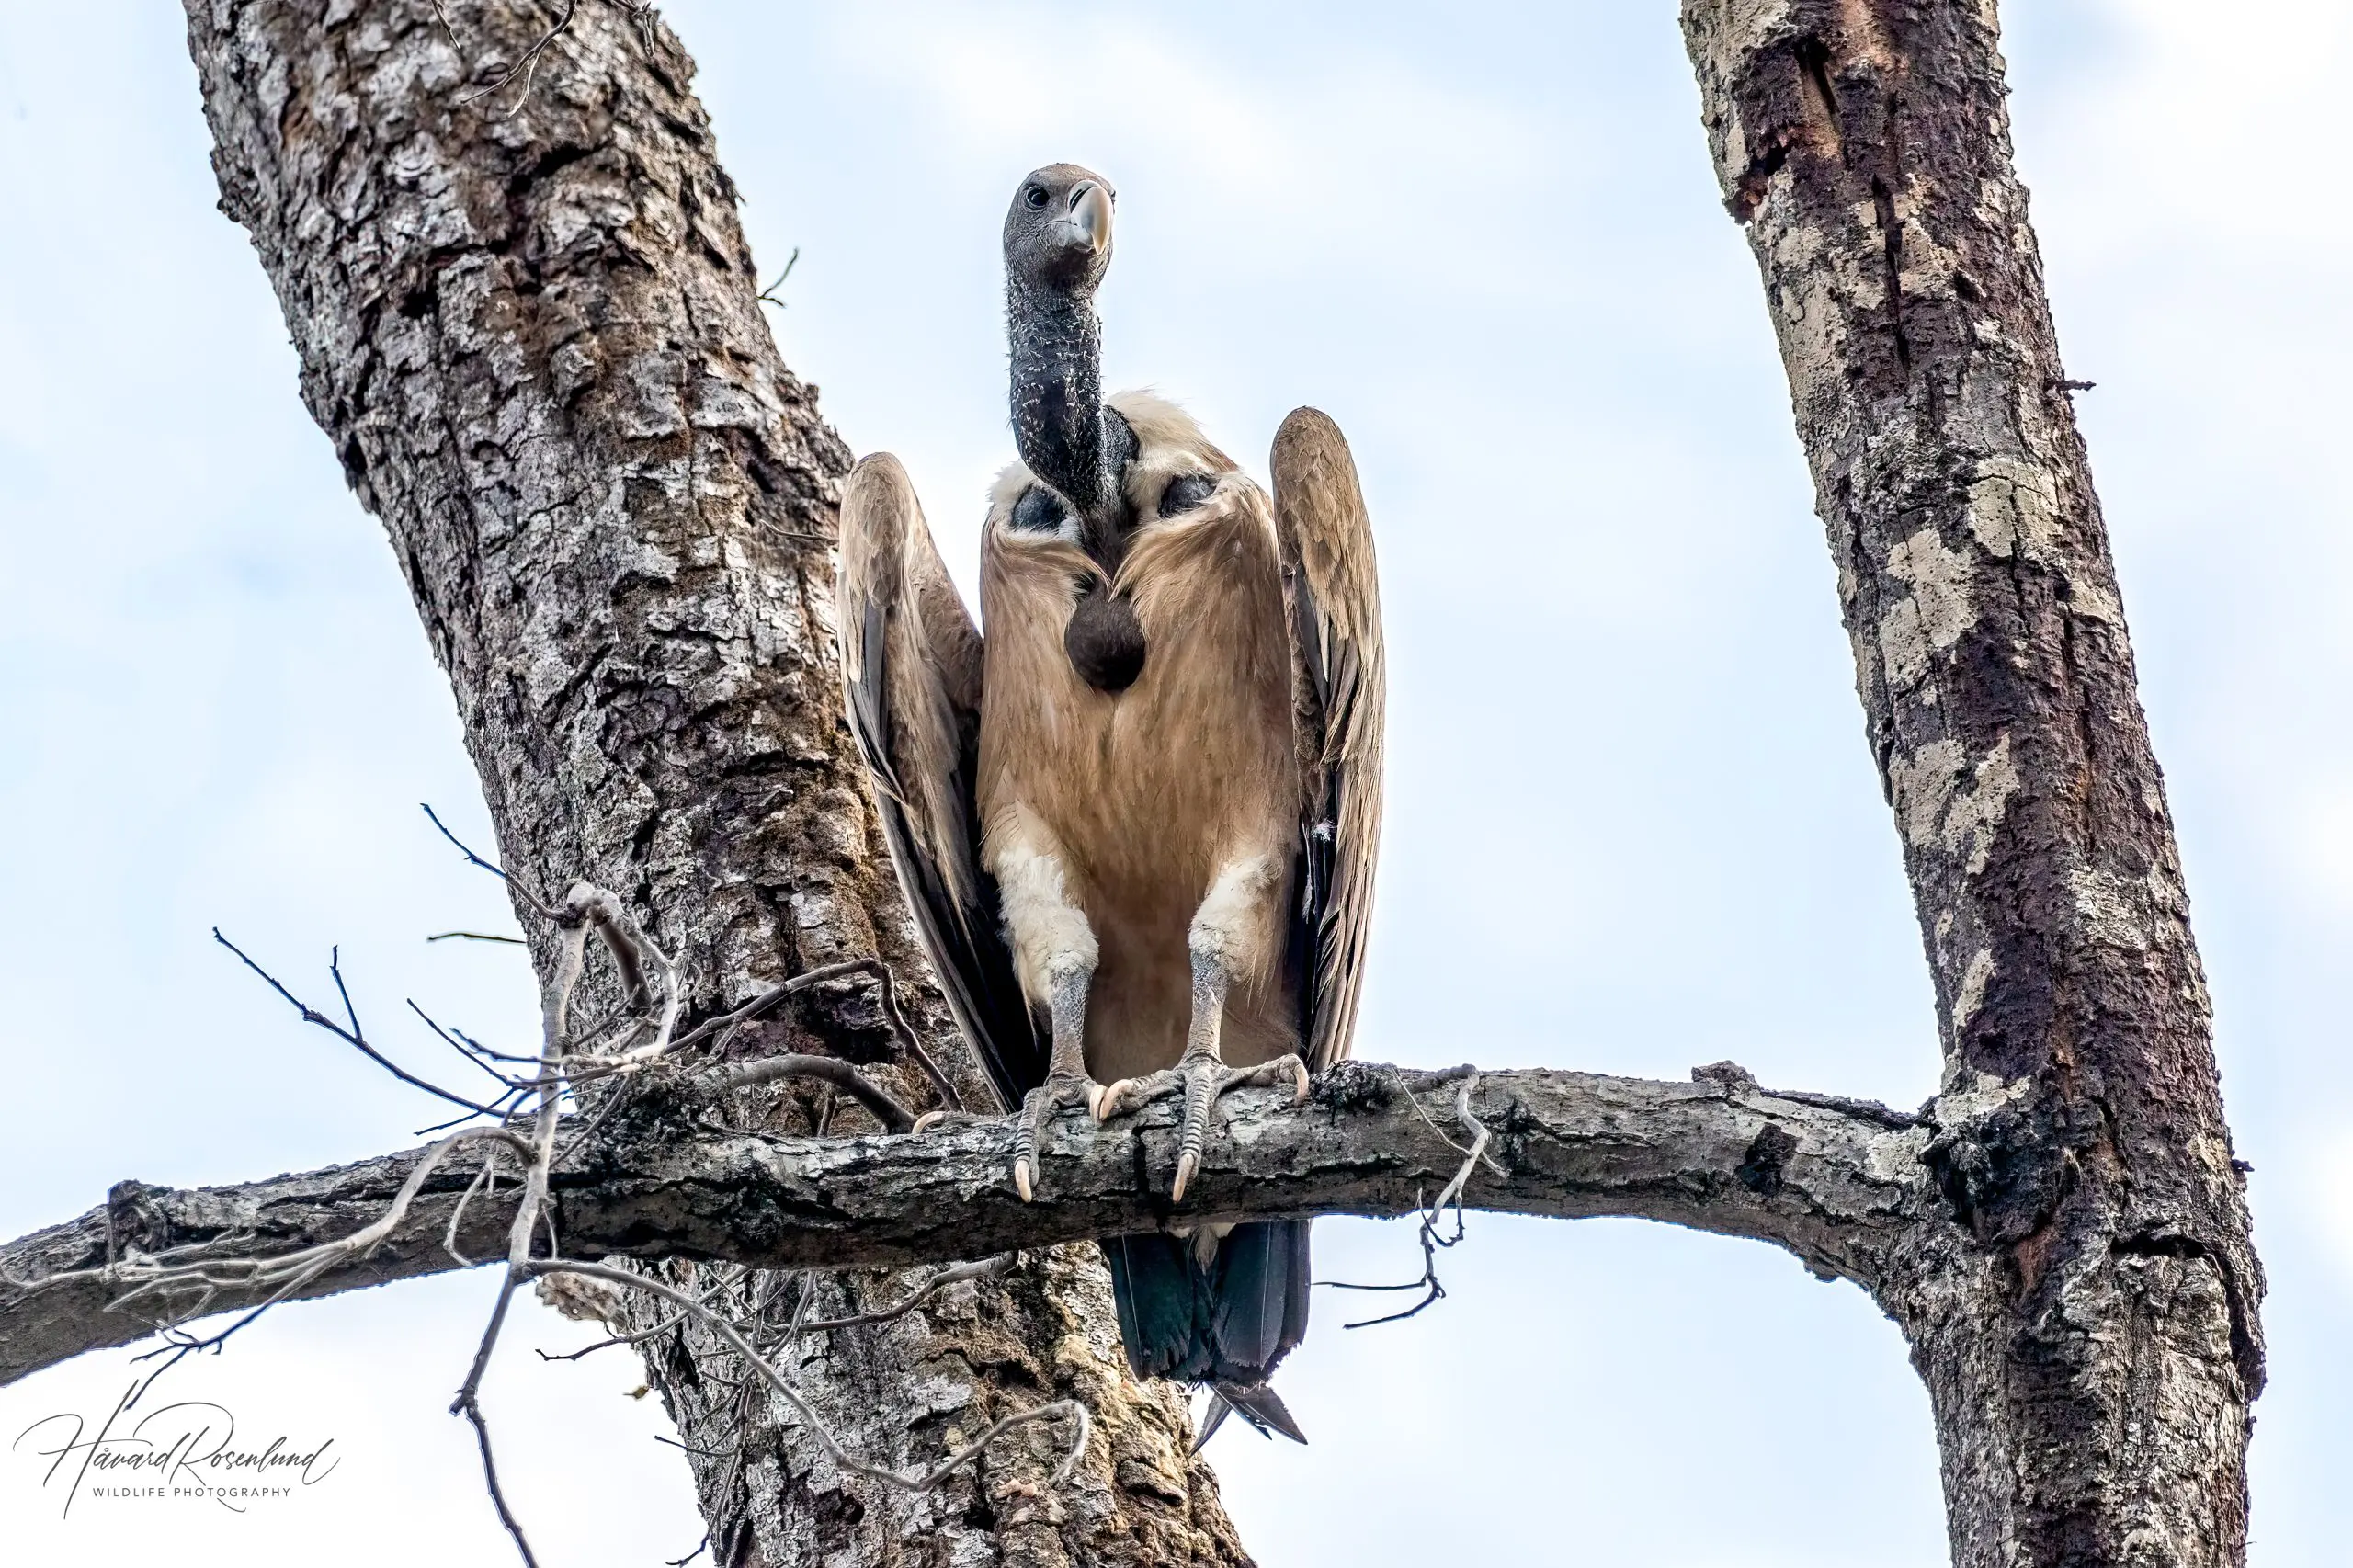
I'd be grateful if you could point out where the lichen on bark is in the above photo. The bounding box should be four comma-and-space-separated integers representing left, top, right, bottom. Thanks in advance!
1681, 3, 2262, 1563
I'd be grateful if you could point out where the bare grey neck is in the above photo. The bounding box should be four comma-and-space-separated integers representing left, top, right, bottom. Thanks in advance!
1006, 275, 1130, 534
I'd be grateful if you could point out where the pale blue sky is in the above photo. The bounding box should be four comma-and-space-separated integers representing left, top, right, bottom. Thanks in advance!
1, 3, 2345, 1563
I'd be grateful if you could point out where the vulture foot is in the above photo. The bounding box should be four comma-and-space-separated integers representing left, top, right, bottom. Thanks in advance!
1097, 1051, 1311, 1201
1011, 1070, 1109, 1202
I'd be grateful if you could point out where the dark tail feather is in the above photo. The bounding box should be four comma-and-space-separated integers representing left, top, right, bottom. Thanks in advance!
1101, 1220, 1313, 1435
1211, 1380, 1306, 1445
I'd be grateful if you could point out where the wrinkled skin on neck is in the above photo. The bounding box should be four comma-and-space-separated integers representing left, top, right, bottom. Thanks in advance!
1006, 274, 1135, 557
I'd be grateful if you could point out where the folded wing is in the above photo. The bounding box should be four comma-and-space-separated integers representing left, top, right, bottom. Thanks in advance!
1269, 409, 1386, 1072
836, 454, 1045, 1110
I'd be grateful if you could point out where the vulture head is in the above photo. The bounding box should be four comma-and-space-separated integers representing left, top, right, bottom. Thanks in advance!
1003, 163, 1115, 294
1002, 162, 1133, 543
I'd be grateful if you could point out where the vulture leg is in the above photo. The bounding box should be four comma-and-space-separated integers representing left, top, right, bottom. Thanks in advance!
1098, 859, 1312, 1201
996, 814, 1107, 1201
1010, 962, 1105, 1202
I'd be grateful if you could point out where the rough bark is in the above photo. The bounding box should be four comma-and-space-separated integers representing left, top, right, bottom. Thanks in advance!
1680, 4, 2263, 1565
0, 1062, 1932, 1386
176, 5, 1244, 1565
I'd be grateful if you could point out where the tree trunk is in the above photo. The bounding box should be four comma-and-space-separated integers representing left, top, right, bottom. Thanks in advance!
178, 4, 1247, 1564
1680, 4, 2264, 1564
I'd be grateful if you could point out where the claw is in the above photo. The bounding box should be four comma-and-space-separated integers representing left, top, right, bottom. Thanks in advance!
1167, 1052, 1312, 1202
1011, 1071, 1101, 1202
912, 1110, 948, 1135
1171, 1054, 1219, 1201
1172, 1149, 1201, 1203
1093, 1072, 1165, 1122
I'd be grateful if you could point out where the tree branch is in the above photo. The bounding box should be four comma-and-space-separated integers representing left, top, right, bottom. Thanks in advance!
0, 1062, 1927, 1388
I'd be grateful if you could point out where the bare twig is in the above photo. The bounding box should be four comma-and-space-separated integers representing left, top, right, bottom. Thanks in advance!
756, 247, 799, 309
447, 997, 567, 1568
410, 1000, 541, 1065
454, 0, 579, 118
538, 1267, 749, 1363
520, 1259, 1091, 1493
800, 1256, 1016, 1334
213, 930, 510, 1119
657, 956, 961, 1112
430, 930, 528, 945
695, 1055, 918, 1133
1321, 1072, 1502, 1330
422, 801, 559, 919
123, 1304, 277, 1407
408, 1002, 534, 1090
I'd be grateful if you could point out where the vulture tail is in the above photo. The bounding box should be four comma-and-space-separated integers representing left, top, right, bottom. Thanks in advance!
1101, 1220, 1313, 1444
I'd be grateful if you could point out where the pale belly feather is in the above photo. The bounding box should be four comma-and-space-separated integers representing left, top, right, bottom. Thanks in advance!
978, 492, 1301, 1083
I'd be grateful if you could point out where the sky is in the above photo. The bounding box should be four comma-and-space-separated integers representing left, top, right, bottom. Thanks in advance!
0, 2, 2346, 1563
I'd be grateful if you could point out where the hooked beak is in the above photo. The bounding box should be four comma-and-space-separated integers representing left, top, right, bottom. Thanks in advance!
1056, 181, 1112, 256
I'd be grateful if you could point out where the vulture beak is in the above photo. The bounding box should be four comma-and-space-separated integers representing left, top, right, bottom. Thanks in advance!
1058, 181, 1112, 256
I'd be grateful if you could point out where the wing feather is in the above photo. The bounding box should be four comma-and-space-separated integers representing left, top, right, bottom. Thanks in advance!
836, 455, 1044, 1110
1269, 410, 1385, 1072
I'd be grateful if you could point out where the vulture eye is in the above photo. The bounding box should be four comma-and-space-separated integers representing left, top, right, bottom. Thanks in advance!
1009, 485, 1070, 534
1158, 473, 1217, 517
1023, 185, 1049, 210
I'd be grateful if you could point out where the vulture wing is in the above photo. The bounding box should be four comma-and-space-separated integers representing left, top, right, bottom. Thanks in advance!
836, 455, 1045, 1111
1269, 409, 1386, 1073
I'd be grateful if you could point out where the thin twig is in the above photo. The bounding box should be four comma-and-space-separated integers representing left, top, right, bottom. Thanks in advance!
213, 930, 509, 1118
422, 802, 558, 918
519, 1259, 1091, 1493
1321, 1073, 1503, 1330
460, 1386, 540, 1568
410, 1000, 541, 1065
800, 1256, 1015, 1334
429, 930, 528, 945
756, 247, 799, 309
454, 0, 578, 118
122, 1304, 277, 1407
410, 1001, 534, 1089
447, 1005, 567, 1568
695, 1056, 918, 1133
538, 1267, 749, 1363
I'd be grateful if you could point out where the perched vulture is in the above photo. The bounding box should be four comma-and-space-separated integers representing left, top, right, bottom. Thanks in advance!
835, 164, 1383, 1442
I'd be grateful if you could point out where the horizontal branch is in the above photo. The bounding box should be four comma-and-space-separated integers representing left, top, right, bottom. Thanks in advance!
0, 1062, 1934, 1386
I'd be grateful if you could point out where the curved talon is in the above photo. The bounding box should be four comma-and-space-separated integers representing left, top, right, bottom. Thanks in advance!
1094, 1070, 1178, 1122
1093, 1075, 1143, 1120
1172, 1150, 1201, 1203
1171, 1055, 1220, 1202
1012, 1072, 1101, 1201
912, 1110, 949, 1135
1012, 1082, 1051, 1203
1166, 1052, 1312, 1201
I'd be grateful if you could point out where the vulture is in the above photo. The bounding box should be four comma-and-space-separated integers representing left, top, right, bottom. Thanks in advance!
835, 163, 1383, 1442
